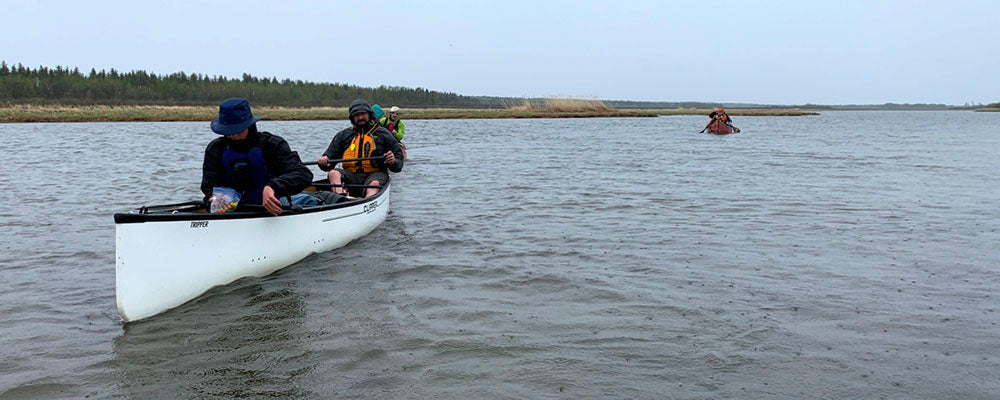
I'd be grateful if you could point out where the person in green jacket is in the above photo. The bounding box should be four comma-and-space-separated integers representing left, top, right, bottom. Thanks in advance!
378, 106, 407, 158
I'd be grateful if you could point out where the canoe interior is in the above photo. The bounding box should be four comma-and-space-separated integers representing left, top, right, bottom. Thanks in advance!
114, 179, 391, 322
114, 176, 389, 224
707, 120, 733, 134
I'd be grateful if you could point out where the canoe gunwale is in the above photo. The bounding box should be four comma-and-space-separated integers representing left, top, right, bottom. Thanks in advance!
706, 120, 733, 134
114, 179, 392, 322
114, 177, 390, 224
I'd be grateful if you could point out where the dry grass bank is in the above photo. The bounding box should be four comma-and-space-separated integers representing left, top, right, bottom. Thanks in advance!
0, 103, 647, 122
0, 103, 817, 123
636, 108, 819, 117
503, 97, 614, 112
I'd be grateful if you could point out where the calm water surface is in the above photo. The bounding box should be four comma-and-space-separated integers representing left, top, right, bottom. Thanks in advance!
1, 111, 998, 399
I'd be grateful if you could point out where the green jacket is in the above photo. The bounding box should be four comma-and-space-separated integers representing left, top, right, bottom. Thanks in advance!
378, 116, 405, 141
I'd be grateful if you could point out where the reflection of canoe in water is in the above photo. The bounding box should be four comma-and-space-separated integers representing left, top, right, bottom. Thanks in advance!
113, 179, 391, 322
707, 120, 733, 134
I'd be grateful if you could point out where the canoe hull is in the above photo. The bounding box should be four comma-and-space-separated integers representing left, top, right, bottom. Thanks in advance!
707, 121, 733, 134
115, 185, 390, 322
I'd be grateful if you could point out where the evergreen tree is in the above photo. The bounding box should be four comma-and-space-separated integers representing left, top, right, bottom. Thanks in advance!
0, 60, 495, 108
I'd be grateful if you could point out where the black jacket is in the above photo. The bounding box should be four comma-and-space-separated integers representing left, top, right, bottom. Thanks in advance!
201, 130, 313, 203
322, 126, 404, 173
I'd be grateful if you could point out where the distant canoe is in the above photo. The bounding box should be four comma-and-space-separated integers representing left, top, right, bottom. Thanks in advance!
706, 120, 733, 135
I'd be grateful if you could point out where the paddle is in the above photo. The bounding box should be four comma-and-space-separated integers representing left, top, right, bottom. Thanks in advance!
726, 119, 741, 133
312, 182, 384, 197
303, 156, 386, 166
700, 119, 717, 133
238, 203, 306, 214
700, 116, 740, 133
723, 113, 740, 133
311, 183, 384, 189
701, 115, 720, 133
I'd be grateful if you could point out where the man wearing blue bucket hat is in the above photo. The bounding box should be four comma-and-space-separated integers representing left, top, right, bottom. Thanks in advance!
201, 98, 315, 215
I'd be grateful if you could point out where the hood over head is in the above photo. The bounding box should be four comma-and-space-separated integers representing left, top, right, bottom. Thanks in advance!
349, 99, 374, 119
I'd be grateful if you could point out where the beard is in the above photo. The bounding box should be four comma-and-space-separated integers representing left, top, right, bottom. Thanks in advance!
226, 133, 255, 152
353, 116, 373, 130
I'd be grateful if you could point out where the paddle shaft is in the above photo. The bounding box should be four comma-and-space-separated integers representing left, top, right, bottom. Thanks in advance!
303, 156, 385, 166
702, 119, 738, 133
312, 183, 384, 189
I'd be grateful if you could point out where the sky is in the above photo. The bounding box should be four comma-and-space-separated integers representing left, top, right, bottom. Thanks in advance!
1, 0, 997, 105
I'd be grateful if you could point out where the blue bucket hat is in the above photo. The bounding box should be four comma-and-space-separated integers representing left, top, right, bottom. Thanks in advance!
211, 98, 262, 135
372, 104, 385, 119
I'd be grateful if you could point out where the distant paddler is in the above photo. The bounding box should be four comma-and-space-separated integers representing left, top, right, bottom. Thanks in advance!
701, 107, 741, 134
317, 99, 404, 198
378, 106, 407, 159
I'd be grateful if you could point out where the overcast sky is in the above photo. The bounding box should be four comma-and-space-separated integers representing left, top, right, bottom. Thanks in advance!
2, 0, 997, 105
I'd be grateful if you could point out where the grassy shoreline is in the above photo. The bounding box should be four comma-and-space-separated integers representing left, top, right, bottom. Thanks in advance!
0, 105, 818, 123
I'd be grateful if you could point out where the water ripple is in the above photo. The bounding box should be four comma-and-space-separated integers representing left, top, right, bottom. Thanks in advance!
1, 112, 999, 398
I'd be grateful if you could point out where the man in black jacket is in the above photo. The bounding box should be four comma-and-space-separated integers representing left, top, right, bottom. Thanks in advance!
202, 98, 313, 215
316, 99, 403, 198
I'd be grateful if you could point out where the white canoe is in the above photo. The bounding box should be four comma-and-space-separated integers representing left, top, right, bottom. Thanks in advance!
114, 181, 390, 322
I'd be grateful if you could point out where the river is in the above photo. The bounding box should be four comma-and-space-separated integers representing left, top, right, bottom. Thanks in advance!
1, 111, 998, 399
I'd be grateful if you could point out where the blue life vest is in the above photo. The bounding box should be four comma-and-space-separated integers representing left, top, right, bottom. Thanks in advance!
222, 146, 271, 205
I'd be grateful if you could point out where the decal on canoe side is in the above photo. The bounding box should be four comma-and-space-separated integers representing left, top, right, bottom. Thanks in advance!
190, 221, 209, 228
364, 199, 380, 214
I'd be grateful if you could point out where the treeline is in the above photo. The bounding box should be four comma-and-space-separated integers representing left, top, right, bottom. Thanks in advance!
775, 103, 952, 110
607, 100, 732, 109
0, 61, 501, 108
606, 100, 960, 110
1, 61, 976, 110
820, 103, 954, 110
607, 100, 815, 109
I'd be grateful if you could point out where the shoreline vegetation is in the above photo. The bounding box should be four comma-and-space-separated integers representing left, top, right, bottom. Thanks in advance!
1, 61, 991, 122
0, 103, 817, 123
976, 102, 1000, 112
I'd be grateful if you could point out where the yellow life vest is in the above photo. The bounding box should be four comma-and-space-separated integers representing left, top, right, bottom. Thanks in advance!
342, 128, 379, 173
